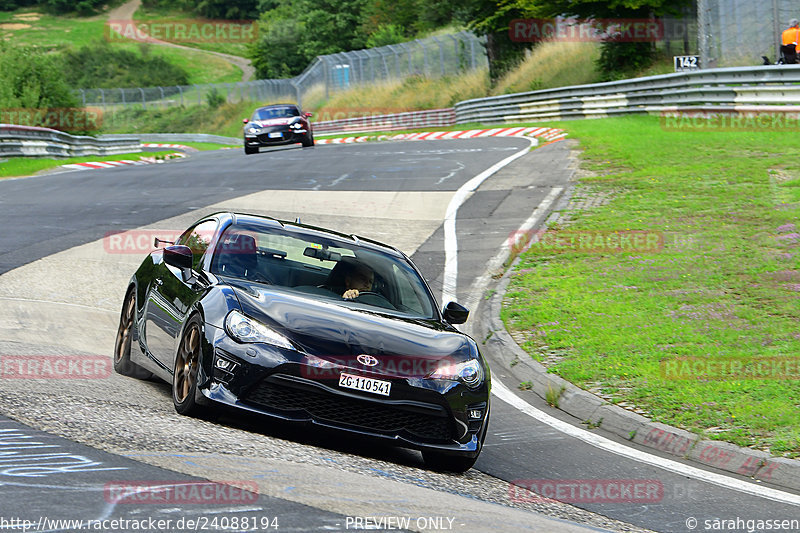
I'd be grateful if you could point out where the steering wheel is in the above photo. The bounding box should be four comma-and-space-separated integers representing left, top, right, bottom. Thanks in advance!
352, 291, 396, 309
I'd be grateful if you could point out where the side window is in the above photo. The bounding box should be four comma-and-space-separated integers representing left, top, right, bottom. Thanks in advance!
178, 220, 217, 270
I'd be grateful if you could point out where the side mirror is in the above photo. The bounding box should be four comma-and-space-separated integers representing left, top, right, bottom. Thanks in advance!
304, 112, 313, 118
242, 118, 249, 124
443, 302, 469, 325
164, 245, 193, 270
164, 245, 195, 283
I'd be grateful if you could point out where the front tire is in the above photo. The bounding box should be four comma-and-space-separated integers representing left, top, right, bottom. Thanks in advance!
301, 132, 314, 147
113, 289, 153, 380
172, 315, 204, 417
244, 144, 258, 155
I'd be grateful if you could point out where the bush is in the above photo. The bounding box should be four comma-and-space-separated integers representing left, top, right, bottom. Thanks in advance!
60, 40, 190, 89
205, 88, 226, 108
0, 41, 78, 110
597, 42, 657, 81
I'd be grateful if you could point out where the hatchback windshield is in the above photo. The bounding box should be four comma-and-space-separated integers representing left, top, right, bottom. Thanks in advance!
210, 223, 436, 319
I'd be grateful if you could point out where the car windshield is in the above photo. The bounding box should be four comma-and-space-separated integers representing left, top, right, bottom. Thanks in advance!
209, 223, 436, 319
253, 106, 300, 120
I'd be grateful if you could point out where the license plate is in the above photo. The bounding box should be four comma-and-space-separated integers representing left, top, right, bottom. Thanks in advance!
268, 132, 283, 138
338, 372, 391, 396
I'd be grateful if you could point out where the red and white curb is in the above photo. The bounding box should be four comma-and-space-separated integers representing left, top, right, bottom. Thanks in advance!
142, 143, 199, 152
316, 127, 567, 145
61, 152, 186, 171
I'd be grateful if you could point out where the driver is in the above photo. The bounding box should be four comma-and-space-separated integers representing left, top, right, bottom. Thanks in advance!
342, 262, 374, 300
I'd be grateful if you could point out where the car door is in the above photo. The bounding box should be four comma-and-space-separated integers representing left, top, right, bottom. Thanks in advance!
143, 219, 218, 371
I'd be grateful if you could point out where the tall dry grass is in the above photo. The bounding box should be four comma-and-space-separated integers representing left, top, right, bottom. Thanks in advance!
311, 68, 490, 116
492, 40, 601, 95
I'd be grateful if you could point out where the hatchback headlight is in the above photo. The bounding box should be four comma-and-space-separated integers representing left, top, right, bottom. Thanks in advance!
428, 359, 485, 389
225, 310, 293, 349
246, 126, 260, 134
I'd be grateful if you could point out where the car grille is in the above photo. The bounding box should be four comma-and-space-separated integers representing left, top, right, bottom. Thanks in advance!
257, 132, 286, 142
245, 377, 453, 442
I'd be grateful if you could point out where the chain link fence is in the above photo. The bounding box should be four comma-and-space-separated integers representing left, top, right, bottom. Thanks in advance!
698, 0, 797, 67
76, 31, 487, 111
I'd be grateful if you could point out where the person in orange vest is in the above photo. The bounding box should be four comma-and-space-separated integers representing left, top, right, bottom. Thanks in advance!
781, 19, 800, 64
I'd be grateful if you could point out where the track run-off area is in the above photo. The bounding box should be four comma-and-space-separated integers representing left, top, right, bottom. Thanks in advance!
0, 136, 798, 533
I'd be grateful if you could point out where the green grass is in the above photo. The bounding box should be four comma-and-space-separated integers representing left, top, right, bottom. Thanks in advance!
0, 151, 179, 179
501, 115, 800, 456
0, 10, 107, 49
132, 4, 252, 59
0, 6, 240, 85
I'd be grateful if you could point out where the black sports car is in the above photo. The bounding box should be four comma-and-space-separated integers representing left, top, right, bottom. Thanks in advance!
114, 213, 490, 471
243, 104, 314, 154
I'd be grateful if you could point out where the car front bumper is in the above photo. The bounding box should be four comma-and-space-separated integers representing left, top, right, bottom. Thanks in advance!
199, 326, 490, 456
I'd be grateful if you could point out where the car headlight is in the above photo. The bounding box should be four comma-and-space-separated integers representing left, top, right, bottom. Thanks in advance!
428, 359, 485, 389
290, 121, 304, 129
225, 310, 293, 349
246, 126, 260, 134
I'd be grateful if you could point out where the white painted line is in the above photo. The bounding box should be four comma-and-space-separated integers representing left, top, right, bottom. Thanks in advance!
492, 379, 800, 506
441, 137, 537, 305
463, 187, 563, 315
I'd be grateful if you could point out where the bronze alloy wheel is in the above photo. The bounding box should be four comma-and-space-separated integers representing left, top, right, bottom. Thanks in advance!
113, 290, 151, 379
173, 317, 203, 416
114, 292, 135, 366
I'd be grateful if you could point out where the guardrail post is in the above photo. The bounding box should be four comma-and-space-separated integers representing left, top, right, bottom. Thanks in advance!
177, 86, 183, 107
159, 86, 165, 108
139, 87, 146, 109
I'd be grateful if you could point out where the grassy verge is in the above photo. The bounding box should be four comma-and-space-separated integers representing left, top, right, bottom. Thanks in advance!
1, 150, 181, 179
0, 7, 239, 85
100, 101, 259, 138
501, 115, 800, 456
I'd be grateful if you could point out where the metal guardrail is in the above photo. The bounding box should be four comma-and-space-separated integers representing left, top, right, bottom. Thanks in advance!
455, 65, 800, 124
0, 124, 141, 158
99, 133, 242, 145
312, 108, 456, 134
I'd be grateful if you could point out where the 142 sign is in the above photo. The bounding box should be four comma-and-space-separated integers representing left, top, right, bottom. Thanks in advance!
674, 55, 700, 71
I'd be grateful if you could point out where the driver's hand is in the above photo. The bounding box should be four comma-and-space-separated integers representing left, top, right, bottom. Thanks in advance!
342, 289, 359, 299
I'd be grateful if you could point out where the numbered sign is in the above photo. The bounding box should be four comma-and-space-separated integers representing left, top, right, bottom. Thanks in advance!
674, 55, 700, 71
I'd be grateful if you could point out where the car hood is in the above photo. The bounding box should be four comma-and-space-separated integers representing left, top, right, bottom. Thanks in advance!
228, 282, 473, 366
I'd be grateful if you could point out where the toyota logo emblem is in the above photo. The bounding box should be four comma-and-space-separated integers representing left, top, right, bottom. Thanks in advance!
356, 354, 379, 367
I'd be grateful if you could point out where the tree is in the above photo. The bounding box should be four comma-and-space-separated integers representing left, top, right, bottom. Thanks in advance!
456, 0, 530, 82
248, 0, 369, 78
512, 0, 693, 80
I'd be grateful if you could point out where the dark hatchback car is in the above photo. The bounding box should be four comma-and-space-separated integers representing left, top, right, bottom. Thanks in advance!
114, 213, 490, 471
243, 104, 314, 154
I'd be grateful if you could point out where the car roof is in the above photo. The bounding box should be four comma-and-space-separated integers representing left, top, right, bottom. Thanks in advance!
208, 212, 404, 258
